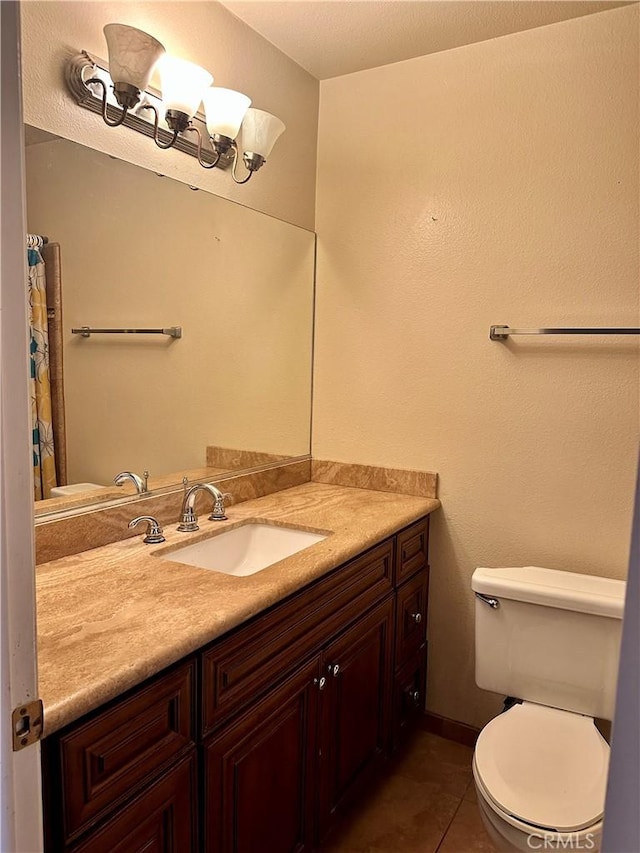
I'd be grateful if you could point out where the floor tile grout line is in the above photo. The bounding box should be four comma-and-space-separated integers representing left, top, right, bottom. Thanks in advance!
462, 777, 476, 804
434, 788, 467, 853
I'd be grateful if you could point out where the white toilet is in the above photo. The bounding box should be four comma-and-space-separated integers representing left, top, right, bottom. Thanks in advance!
471, 565, 626, 852
50, 482, 105, 497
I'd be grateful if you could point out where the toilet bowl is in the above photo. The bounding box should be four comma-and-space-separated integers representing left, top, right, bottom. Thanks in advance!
472, 702, 608, 852
471, 566, 625, 853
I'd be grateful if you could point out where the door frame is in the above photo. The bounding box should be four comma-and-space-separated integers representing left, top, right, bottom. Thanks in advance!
1, 2, 44, 850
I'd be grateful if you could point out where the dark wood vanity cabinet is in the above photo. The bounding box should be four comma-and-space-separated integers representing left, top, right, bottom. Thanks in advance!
201, 541, 397, 851
42, 516, 430, 853
203, 656, 321, 853
71, 753, 198, 853
318, 597, 394, 835
41, 659, 197, 851
392, 518, 429, 750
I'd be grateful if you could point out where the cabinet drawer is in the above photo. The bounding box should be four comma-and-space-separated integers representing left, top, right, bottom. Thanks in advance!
55, 660, 195, 844
71, 751, 198, 853
201, 539, 394, 737
395, 567, 429, 667
395, 518, 429, 584
392, 644, 427, 750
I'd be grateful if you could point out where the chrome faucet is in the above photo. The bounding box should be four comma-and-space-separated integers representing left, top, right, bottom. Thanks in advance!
177, 484, 232, 532
128, 515, 165, 544
114, 470, 149, 494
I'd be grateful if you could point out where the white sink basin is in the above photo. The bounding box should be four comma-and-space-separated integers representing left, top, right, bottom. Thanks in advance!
157, 522, 328, 577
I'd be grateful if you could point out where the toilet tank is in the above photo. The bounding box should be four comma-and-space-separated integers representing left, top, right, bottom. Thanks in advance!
472, 566, 625, 720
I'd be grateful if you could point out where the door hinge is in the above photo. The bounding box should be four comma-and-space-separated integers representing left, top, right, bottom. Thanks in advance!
12, 699, 43, 751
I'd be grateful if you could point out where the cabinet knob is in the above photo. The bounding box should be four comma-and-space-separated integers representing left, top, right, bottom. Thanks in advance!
314, 676, 327, 691
409, 689, 420, 706
410, 612, 422, 624
328, 663, 340, 677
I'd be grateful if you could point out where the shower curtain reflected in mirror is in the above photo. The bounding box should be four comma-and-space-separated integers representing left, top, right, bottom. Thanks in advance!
27, 235, 57, 499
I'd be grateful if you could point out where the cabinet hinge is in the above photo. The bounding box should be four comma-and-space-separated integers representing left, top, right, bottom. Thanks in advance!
12, 699, 43, 751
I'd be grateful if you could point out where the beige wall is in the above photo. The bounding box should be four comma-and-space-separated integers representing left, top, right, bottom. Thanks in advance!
314, 6, 640, 728
26, 138, 314, 486
21, 1, 319, 230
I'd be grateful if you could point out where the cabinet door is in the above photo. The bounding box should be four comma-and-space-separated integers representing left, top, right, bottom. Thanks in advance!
71, 752, 197, 853
319, 597, 394, 835
203, 656, 321, 853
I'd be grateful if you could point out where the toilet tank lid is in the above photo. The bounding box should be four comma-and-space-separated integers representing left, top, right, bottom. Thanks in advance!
472, 566, 625, 618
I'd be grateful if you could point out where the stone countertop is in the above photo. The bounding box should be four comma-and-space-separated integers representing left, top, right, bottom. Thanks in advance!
36, 482, 439, 736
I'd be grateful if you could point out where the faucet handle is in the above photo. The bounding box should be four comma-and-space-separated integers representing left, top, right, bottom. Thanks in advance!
209, 492, 233, 522
128, 515, 165, 544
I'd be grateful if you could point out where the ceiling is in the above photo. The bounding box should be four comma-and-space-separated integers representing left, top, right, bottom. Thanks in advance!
219, 0, 632, 80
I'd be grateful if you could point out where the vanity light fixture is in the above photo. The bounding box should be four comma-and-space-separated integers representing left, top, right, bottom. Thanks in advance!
66, 24, 286, 182
97, 24, 165, 124
154, 54, 214, 138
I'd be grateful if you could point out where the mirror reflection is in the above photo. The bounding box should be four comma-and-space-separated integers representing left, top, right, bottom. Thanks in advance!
25, 129, 315, 515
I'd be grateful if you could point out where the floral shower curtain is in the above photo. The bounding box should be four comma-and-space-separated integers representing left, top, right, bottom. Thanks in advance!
27, 237, 57, 499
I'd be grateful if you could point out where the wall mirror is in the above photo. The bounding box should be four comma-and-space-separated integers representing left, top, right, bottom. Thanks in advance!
25, 128, 315, 518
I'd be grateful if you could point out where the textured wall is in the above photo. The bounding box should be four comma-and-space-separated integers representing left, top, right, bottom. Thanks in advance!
314, 6, 639, 727
21, 1, 319, 230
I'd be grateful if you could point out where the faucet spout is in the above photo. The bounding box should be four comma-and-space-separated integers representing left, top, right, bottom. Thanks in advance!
114, 470, 149, 494
177, 483, 232, 532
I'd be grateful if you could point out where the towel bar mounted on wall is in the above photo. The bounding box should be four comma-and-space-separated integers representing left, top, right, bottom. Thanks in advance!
490, 325, 640, 341
71, 326, 182, 339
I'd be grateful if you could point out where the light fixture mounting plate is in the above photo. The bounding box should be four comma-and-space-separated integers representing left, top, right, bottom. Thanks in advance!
65, 51, 234, 170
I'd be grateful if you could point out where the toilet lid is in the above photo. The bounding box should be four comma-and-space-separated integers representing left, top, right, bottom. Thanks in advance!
474, 702, 609, 832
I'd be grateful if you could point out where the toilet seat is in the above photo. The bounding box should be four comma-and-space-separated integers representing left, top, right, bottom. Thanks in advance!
473, 764, 603, 853
473, 761, 603, 837
474, 702, 609, 832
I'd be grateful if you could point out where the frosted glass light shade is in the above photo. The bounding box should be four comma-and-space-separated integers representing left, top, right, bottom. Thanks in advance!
158, 55, 213, 118
103, 24, 165, 91
203, 88, 251, 140
241, 109, 286, 158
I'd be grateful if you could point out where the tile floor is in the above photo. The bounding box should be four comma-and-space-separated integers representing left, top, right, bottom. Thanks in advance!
320, 730, 497, 853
